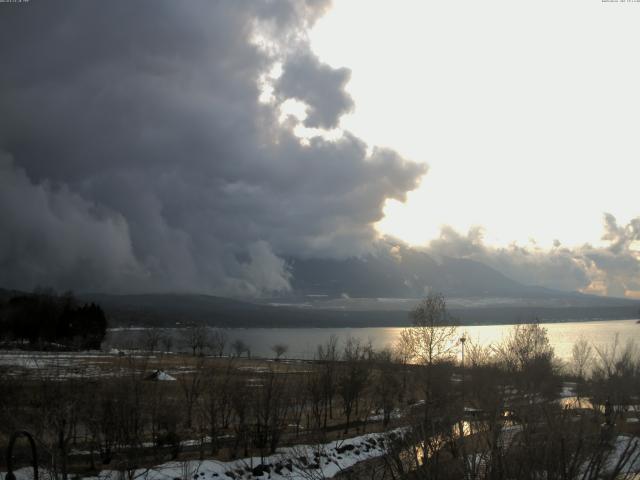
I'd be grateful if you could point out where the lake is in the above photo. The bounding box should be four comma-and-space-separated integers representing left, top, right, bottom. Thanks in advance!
105, 319, 640, 361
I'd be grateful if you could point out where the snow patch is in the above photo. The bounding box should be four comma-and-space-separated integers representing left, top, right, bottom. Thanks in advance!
147, 369, 177, 381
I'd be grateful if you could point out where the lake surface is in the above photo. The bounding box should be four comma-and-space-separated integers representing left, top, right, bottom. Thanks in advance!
105, 319, 640, 361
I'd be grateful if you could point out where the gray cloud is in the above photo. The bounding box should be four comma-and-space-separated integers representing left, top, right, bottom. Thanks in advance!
277, 53, 354, 128
0, 0, 425, 295
424, 215, 640, 298
0, 155, 143, 292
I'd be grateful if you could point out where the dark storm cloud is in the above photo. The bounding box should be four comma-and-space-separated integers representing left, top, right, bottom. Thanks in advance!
0, 0, 425, 294
424, 215, 640, 298
0, 154, 143, 290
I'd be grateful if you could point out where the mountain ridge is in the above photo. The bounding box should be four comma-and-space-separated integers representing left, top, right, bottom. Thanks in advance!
2, 247, 639, 328
287, 247, 581, 299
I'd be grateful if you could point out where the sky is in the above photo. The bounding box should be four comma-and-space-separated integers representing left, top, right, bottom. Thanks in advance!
309, 0, 640, 249
0, 0, 638, 298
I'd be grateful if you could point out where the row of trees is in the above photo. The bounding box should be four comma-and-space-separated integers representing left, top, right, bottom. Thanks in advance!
0, 289, 107, 349
137, 326, 288, 360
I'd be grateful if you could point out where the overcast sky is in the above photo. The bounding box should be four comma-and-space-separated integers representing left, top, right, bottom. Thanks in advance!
0, 1, 638, 298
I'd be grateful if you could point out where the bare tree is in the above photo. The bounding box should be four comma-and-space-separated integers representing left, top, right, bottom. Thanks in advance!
231, 338, 249, 357
572, 335, 593, 380
394, 329, 414, 403
494, 321, 554, 372
183, 324, 209, 356
316, 335, 339, 429
252, 367, 290, 456
305, 370, 325, 433
141, 328, 162, 353
271, 343, 288, 360
200, 359, 235, 455
35, 361, 84, 480
210, 329, 227, 357
373, 348, 401, 427
400, 293, 458, 424
288, 373, 308, 437
179, 357, 206, 429
591, 335, 640, 417
338, 337, 371, 433
160, 329, 174, 353
494, 321, 558, 400
403, 292, 458, 366
465, 336, 495, 368
230, 374, 251, 458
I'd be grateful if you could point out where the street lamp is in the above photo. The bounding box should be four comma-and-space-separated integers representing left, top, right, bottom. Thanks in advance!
459, 334, 467, 368
459, 334, 468, 438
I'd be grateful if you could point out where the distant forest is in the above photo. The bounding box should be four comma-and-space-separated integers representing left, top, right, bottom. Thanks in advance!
0, 289, 107, 350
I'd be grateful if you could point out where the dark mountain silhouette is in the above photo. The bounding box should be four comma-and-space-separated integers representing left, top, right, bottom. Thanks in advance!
75, 291, 639, 328
288, 247, 557, 298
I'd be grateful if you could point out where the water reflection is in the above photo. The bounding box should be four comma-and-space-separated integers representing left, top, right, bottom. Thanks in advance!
399, 418, 519, 469
559, 396, 596, 410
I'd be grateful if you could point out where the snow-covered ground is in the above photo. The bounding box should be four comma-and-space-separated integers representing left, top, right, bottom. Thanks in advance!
606, 435, 640, 474
3, 423, 639, 480
2, 431, 399, 480
0, 350, 165, 379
